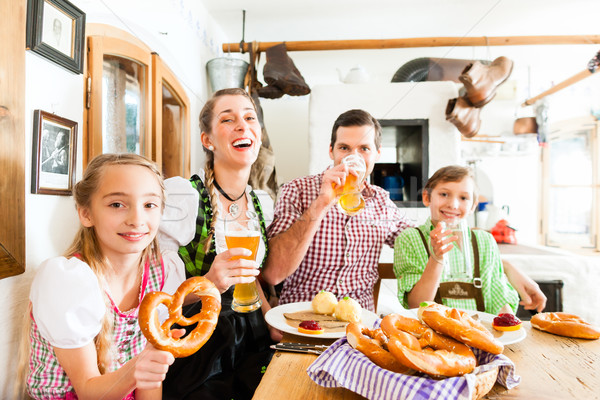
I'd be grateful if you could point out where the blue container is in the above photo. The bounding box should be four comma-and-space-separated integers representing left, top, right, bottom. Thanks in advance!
383, 176, 404, 201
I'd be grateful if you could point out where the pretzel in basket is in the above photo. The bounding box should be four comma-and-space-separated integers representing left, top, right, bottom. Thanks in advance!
346, 323, 410, 374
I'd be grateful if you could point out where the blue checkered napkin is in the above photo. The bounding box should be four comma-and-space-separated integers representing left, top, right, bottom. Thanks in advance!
307, 337, 520, 400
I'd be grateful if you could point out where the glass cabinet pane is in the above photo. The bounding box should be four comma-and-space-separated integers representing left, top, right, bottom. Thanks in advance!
102, 55, 146, 154
547, 187, 594, 247
160, 82, 185, 178
549, 130, 592, 186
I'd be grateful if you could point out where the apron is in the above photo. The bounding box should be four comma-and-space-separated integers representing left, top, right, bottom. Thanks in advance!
415, 228, 486, 312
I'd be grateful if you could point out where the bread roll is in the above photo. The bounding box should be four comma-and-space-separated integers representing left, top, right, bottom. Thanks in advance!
335, 296, 362, 323
312, 290, 338, 315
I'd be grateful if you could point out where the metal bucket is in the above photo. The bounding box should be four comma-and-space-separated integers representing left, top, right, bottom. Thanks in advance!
206, 57, 249, 92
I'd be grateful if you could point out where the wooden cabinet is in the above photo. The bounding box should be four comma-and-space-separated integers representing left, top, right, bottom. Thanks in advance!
0, 0, 26, 278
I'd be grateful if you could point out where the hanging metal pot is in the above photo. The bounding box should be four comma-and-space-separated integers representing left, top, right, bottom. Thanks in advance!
206, 57, 249, 92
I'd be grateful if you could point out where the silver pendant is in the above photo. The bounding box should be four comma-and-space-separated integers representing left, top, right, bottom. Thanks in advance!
228, 202, 240, 218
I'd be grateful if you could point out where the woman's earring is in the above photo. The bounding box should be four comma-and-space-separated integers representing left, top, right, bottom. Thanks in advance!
208, 145, 214, 151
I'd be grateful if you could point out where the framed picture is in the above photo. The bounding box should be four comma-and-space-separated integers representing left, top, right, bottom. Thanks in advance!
26, 0, 86, 74
31, 110, 78, 195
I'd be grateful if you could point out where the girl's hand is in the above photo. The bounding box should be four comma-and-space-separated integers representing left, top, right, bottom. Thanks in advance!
133, 344, 175, 390
429, 223, 457, 262
204, 248, 260, 293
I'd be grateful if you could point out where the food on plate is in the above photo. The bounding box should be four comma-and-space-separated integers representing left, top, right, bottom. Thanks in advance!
531, 312, 600, 340
418, 302, 504, 354
312, 290, 338, 315
346, 322, 410, 373
138, 276, 221, 358
387, 328, 476, 377
493, 313, 522, 332
298, 320, 325, 335
335, 296, 362, 323
283, 311, 348, 331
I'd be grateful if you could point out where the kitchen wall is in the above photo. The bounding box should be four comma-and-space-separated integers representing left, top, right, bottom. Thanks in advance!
0, 0, 231, 396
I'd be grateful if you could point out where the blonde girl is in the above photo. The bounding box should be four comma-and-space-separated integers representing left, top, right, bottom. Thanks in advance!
22, 153, 185, 400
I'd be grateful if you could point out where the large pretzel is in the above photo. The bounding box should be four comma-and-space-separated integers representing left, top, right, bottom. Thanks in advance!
139, 276, 221, 358
418, 303, 504, 355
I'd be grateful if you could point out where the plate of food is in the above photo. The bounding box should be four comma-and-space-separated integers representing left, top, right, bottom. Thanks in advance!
265, 296, 378, 339
408, 307, 527, 346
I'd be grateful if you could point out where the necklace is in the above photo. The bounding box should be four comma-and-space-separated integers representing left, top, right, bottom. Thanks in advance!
214, 180, 245, 217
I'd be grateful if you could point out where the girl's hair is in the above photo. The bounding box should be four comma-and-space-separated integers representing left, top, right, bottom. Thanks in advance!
66, 153, 165, 373
199, 88, 257, 252
423, 165, 479, 205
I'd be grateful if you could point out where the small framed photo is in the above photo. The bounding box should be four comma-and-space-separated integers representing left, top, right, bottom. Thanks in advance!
26, 0, 86, 74
31, 110, 78, 195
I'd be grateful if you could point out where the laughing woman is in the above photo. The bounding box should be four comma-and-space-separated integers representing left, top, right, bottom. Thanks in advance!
159, 88, 280, 400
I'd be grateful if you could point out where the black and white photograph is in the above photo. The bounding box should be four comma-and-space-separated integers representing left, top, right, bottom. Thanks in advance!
41, 3, 73, 57
31, 110, 77, 195
26, 0, 85, 74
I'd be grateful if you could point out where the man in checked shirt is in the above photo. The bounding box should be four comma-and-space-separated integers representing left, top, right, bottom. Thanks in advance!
262, 109, 413, 312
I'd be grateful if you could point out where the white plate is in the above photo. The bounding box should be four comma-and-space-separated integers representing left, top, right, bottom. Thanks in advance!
265, 301, 378, 339
409, 308, 527, 346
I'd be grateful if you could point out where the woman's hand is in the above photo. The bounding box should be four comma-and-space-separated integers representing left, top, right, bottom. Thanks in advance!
204, 248, 260, 293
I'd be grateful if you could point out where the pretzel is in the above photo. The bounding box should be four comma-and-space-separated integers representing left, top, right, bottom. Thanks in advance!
387, 329, 476, 377
346, 323, 410, 374
419, 303, 504, 355
531, 312, 600, 340
139, 276, 221, 358
380, 313, 429, 339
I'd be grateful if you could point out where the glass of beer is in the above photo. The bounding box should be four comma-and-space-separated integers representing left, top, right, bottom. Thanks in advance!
335, 154, 367, 216
224, 212, 262, 313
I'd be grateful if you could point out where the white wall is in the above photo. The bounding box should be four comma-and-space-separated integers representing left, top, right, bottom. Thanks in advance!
1, 0, 228, 396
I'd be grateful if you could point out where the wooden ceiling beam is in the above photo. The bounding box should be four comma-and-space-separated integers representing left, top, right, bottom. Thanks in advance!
222, 35, 600, 53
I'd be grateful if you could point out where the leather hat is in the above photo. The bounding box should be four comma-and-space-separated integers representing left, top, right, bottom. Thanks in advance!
459, 56, 514, 108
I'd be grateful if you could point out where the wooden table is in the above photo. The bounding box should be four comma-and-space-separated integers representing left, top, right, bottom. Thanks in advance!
253, 323, 600, 399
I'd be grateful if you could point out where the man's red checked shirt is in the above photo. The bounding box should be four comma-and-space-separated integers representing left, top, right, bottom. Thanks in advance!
267, 172, 414, 311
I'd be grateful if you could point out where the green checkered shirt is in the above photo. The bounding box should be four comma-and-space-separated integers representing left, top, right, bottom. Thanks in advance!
393, 218, 519, 314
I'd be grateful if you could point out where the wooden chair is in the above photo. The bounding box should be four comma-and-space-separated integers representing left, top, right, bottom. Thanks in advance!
373, 262, 396, 312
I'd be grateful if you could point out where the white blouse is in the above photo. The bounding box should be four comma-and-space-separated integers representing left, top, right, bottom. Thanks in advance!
29, 253, 185, 348
158, 173, 268, 264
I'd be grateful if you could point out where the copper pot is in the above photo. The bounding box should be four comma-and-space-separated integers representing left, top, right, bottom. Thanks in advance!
513, 117, 538, 135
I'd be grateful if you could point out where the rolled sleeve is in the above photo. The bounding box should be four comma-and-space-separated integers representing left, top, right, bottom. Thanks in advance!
30, 257, 105, 349
267, 181, 304, 239
393, 228, 428, 308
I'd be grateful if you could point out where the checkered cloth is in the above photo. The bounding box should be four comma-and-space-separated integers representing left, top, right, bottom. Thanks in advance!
307, 321, 520, 400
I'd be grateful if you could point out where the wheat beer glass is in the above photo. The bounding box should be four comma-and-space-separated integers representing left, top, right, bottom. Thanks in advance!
438, 219, 473, 281
224, 212, 262, 313
336, 154, 367, 216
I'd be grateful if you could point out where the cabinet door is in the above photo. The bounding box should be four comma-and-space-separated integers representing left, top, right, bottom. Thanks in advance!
0, 0, 26, 278
86, 32, 152, 164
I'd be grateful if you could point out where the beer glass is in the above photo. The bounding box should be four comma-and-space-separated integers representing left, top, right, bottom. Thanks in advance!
224, 212, 262, 313
437, 219, 473, 281
335, 154, 367, 216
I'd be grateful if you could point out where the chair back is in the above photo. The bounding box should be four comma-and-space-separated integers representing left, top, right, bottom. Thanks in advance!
373, 263, 395, 312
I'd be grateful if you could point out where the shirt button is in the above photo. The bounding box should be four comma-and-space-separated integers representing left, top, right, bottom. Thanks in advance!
346, 253, 350, 258
126, 330, 135, 336
119, 357, 127, 364
127, 319, 136, 325
338, 279, 343, 284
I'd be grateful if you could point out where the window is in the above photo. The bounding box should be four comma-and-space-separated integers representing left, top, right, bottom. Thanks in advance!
84, 24, 190, 177
542, 116, 599, 250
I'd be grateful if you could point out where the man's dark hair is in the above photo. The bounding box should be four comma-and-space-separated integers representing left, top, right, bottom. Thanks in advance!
330, 109, 382, 150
